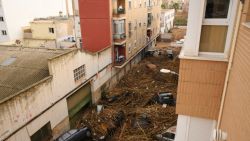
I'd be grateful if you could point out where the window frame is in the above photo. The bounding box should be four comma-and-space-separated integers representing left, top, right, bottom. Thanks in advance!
202, 0, 233, 26
0, 17, 4, 21
2, 30, 7, 35
49, 27, 54, 34
73, 65, 86, 82
199, 0, 236, 58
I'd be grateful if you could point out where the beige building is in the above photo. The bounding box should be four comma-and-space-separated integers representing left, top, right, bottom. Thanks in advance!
23, 17, 75, 48
112, 0, 161, 67
175, 0, 250, 141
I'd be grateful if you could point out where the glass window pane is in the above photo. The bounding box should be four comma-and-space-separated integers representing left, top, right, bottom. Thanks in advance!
199, 25, 228, 53
205, 0, 230, 18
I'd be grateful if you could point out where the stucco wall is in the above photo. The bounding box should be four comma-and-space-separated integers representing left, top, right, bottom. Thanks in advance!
176, 59, 228, 120
220, 1, 250, 140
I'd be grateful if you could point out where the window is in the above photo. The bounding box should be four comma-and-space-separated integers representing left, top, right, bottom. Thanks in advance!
74, 65, 86, 81
49, 28, 54, 34
113, 20, 125, 39
2, 30, 7, 35
129, 0, 132, 9
31, 122, 52, 141
0, 17, 4, 21
128, 22, 132, 37
205, 0, 230, 19
199, 25, 228, 53
200, 0, 232, 54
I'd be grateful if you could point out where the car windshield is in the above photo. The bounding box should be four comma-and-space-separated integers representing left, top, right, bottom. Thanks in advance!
162, 132, 175, 139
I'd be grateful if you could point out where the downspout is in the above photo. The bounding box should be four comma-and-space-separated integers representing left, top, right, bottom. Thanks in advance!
65, 0, 70, 17
215, 1, 243, 140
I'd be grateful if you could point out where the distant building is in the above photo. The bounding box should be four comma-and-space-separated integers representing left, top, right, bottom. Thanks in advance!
160, 9, 175, 33
0, 0, 73, 42
23, 17, 75, 48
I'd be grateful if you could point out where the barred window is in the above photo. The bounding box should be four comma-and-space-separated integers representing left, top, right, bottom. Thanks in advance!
73, 65, 86, 81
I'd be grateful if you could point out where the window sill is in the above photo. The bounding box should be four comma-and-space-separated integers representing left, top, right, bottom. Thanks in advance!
179, 49, 228, 62
242, 22, 250, 28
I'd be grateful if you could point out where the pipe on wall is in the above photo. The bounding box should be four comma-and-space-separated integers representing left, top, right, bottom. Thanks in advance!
215, 1, 243, 140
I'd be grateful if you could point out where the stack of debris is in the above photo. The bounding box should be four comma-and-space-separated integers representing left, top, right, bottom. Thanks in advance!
77, 46, 181, 141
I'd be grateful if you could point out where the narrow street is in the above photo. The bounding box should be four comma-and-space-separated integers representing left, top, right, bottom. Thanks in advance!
75, 41, 181, 140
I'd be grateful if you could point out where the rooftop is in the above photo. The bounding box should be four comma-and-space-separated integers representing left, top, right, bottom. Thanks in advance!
0, 46, 72, 103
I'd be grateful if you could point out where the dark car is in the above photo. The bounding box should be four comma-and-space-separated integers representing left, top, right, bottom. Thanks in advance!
157, 92, 176, 106
55, 127, 92, 141
155, 126, 176, 141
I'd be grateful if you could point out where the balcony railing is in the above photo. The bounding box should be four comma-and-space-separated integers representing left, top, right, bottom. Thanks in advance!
113, 33, 126, 44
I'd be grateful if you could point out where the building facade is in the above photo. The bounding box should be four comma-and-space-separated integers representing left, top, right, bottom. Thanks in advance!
175, 0, 249, 141
160, 9, 175, 33
23, 17, 75, 48
0, 0, 73, 42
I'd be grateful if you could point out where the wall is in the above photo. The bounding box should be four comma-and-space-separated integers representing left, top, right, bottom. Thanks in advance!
160, 9, 175, 33
124, 0, 161, 59
0, 3, 9, 42
55, 19, 74, 41
175, 115, 215, 141
176, 59, 228, 119
0, 78, 69, 141
219, 1, 250, 141
23, 39, 56, 48
30, 21, 56, 40
79, 0, 112, 52
1, 0, 73, 42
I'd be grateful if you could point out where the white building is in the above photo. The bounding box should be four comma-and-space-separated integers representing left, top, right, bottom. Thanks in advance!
0, 0, 73, 42
160, 9, 175, 33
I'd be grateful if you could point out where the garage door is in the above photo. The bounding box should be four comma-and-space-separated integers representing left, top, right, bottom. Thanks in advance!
67, 83, 92, 127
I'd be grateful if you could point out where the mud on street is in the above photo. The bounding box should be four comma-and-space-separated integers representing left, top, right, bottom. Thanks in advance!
72, 41, 181, 141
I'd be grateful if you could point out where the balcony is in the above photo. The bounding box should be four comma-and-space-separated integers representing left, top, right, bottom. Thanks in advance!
113, 33, 126, 45
113, 0, 126, 18
114, 44, 126, 66
147, 0, 153, 10
113, 19, 126, 45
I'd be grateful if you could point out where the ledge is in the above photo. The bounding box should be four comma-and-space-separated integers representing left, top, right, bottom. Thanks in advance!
179, 49, 229, 62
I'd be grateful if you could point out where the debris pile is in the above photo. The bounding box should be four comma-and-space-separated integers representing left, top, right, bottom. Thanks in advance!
77, 45, 181, 141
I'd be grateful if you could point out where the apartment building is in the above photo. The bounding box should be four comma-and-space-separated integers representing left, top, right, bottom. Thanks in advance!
23, 17, 75, 48
73, 0, 161, 66
0, 0, 73, 42
175, 0, 249, 141
160, 9, 175, 33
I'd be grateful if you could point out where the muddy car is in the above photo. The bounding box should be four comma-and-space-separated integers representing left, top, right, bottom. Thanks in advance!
157, 92, 176, 106
55, 127, 92, 141
155, 126, 176, 141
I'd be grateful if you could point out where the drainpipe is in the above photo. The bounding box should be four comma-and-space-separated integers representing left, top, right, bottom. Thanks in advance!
214, 2, 243, 141
65, 0, 70, 17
